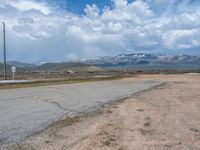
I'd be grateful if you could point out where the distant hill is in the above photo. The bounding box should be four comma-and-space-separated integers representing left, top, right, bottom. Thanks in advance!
35, 62, 103, 72
82, 53, 200, 70
3, 53, 200, 72
7, 61, 36, 69
1, 62, 103, 73
0, 63, 25, 73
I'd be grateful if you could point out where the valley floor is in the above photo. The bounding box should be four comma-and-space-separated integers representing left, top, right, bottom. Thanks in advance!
3, 74, 200, 150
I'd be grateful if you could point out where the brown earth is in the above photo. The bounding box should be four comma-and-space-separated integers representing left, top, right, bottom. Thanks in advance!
5, 74, 200, 150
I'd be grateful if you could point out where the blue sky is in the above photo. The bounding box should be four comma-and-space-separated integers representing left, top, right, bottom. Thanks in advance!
0, 0, 200, 63
59, 0, 112, 14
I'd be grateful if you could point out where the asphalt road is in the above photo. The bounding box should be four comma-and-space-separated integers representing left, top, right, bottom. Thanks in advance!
0, 79, 163, 144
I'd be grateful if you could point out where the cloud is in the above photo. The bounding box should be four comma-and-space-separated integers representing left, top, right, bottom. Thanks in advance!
0, 0, 200, 62
112, 0, 128, 8
162, 29, 200, 49
84, 4, 100, 18
7, 0, 51, 15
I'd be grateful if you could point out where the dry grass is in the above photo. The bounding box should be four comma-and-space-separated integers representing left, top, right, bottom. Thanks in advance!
0, 76, 125, 89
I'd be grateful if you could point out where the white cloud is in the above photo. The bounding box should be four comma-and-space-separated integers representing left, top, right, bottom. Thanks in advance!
162, 29, 200, 49
0, 0, 199, 62
84, 4, 100, 18
112, 0, 128, 8
8, 0, 51, 15
128, 0, 154, 17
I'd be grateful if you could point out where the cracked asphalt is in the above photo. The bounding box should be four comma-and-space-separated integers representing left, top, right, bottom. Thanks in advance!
0, 79, 163, 144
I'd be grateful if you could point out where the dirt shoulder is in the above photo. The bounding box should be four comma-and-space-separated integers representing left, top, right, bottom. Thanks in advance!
0, 76, 125, 89
4, 74, 200, 150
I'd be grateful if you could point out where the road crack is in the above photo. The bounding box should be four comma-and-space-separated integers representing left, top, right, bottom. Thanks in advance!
42, 99, 85, 115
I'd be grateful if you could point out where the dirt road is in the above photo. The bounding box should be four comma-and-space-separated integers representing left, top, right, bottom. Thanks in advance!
2, 74, 200, 150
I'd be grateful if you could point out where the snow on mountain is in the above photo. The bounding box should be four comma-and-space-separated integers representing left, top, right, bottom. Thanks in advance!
82, 53, 200, 70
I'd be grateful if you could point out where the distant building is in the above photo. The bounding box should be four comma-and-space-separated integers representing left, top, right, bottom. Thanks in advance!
66, 70, 76, 74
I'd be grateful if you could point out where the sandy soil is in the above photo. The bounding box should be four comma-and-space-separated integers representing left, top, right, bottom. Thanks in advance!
4, 74, 200, 150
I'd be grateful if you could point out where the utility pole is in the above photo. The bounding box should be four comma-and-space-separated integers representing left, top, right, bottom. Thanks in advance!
3, 22, 7, 80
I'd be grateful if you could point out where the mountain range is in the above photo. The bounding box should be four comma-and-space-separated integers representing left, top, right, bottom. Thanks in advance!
82, 53, 200, 70
0, 62, 98, 73
1, 53, 200, 72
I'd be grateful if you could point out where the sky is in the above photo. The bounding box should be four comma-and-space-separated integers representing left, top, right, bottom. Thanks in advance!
0, 0, 200, 63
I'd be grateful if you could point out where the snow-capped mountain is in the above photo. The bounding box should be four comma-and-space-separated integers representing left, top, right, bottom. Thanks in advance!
82, 53, 200, 70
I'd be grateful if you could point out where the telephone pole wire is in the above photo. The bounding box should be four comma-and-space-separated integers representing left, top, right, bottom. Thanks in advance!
3, 22, 7, 80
